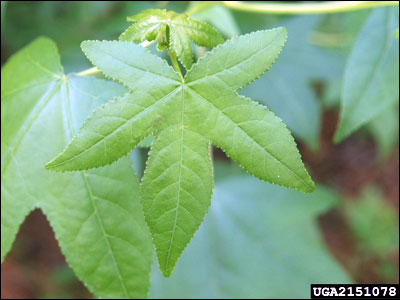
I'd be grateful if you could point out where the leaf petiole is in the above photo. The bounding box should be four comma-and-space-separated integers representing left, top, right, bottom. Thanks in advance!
169, 51, 183, 80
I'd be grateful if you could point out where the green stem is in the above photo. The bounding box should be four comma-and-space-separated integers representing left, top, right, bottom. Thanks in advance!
185, 1, 221, 16
221, 1, 398, 15
169, 51, 183, 80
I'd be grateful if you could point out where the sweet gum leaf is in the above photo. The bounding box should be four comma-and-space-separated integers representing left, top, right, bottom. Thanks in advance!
1, 37, 153, 299
46, 28, 315, 277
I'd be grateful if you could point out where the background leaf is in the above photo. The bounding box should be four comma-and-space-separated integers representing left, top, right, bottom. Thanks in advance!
150, 169, 351, 299
335, 7, 399, 142
2, 36, 64, 263
323, 84, 399, 158
1, 37, 153, 299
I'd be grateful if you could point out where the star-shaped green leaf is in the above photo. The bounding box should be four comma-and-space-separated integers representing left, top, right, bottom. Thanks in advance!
46, 28, 315, 276
119, 8, 224, 69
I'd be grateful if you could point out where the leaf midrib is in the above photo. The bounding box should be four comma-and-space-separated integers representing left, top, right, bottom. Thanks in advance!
63, 79, 131, 298
48, 86, 181, 169
164, 85, 186, 275
185, 30, 282, 86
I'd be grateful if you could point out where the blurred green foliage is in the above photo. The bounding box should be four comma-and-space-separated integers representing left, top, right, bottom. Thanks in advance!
345, 186, 399, 256
1, 1, 186, 71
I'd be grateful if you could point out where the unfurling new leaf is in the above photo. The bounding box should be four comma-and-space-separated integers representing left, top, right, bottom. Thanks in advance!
119, 8, 225, 69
